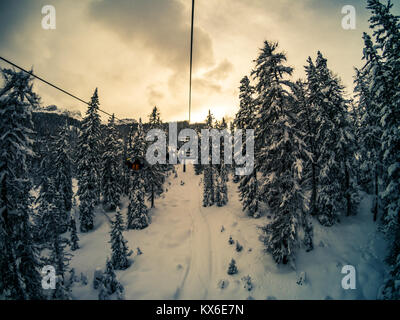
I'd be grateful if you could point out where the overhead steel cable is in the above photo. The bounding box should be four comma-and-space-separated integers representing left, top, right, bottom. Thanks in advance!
189, 0, 195, 123
0, 55, 121, 120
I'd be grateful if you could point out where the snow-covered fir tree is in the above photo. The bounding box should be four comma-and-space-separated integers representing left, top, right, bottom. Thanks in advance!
127, 174, 149, 230
53, 122, 73, 231
193, 128, 204, 176
214, 119, 229, 207
227, 259, 238, 275
98, 257, 124, 300
354, 64, 383, 221
148, 106, 162, 128
145, 109, 166, 208
122, 123, 135, 196
306, 52, 359, 226
251, 41, 312, 265
362, 0, 400, 299
291, 80, 314, 251
0, 68, 43, 299
109, 210, 131, 270
203, 110, 216, 207
77, 88, 102, 232
235, 76, 260, 217
203, 165, 215, 207
234, 76, 256, 130
102, 114, 123, 211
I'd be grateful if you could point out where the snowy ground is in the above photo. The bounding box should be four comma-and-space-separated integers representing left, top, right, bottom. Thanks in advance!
68, 165, 388, 300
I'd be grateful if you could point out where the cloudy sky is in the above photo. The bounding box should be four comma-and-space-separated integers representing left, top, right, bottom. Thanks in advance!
0, 0, 398, 123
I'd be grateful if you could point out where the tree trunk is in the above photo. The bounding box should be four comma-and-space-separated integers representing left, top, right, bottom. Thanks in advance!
373, 165, 378, 222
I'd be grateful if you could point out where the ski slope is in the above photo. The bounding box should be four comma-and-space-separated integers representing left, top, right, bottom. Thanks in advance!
69, 165, 388, 300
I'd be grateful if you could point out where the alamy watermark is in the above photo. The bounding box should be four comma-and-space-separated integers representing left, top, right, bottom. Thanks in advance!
341, 5, 356, 30
341, 265, 356, 290
41, 265, 56, 289
145, 122, 254, 176
41, 5, 56, 30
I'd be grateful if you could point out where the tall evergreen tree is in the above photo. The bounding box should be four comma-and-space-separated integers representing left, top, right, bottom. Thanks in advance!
306, 52, 359, 226
146, 109, 166, 208
0, 68, 43, 299
102, 114, 123, 211
53, 122, 73, 231
252, 41, 311, 265
202, 111, 216, 207
363, 0, 400, 299
214, 118, 229, 207
148, 106, 162, 128
122, 123, 135, 196
109, 210, 131, 270
77, 89, 102, 232
127, 174, 149, 230
354, 64, 383, 221
235, 76, 260, 217
292, 80, 315, 251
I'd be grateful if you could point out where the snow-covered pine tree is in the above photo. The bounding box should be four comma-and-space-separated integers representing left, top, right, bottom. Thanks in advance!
127, 174, 149, 230
102, 114, 123, 211
148, 106, 162, 128
99, 257, 120, 299
234, 76, 255, 130
252, 41, 311, 266
235, 76, 260, 217
291, 80, 314, 251
0, 68, 43, 299
145, 109, 166, 208
77, 88, 102, 232
363, 0, 400, 298
202, 110, 216, 207
109, 210, 131, 270
238, 171, 260, 218
306, 52, 359, 226
213, 118, 229, 207
122, 123, 135, 196
193, 128, 204, 175
354, 63, 383, 221
227, 259, 238, 275
53, 122, 73, 231
203, 164, 215, 207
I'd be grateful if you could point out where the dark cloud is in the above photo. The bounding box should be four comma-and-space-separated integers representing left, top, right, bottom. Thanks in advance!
89, 0, 215, 72
0, 0, 40, 45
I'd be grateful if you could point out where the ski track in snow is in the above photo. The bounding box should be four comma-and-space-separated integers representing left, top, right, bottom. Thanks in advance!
176, 167, 212, 300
